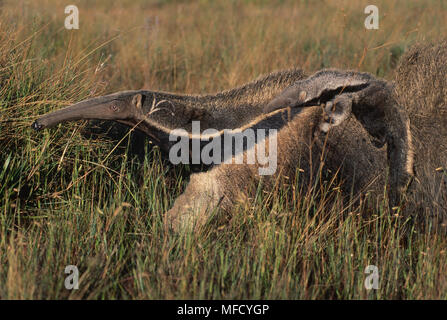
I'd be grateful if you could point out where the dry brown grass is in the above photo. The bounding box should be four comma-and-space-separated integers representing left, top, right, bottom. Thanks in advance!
1, 0, 447, 299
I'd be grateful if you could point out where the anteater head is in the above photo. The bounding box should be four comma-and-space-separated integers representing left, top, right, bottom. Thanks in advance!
31, 91, 146, 131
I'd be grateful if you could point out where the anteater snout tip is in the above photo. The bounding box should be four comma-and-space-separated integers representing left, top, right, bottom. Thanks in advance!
31, 120, 43, 131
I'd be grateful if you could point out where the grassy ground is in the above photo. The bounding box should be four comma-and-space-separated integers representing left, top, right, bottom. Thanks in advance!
1, 0, 447, 299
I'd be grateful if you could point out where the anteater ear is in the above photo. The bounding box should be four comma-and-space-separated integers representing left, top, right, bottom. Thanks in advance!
132, 93, 144, 109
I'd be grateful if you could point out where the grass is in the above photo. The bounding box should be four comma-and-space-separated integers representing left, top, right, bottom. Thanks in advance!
1, 0, 447, 299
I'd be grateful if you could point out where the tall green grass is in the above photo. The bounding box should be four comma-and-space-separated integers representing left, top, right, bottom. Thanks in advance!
0, 0, 446, 299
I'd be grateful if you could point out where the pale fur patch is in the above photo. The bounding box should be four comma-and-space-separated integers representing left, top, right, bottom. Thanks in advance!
405, 119, 415, 176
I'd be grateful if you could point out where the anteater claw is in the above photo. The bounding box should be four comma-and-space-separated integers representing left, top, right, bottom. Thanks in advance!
31, 121, 42, 131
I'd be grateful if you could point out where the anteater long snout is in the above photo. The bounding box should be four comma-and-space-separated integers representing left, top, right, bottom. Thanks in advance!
31, 106, 82, 131
31, 96, 113, 131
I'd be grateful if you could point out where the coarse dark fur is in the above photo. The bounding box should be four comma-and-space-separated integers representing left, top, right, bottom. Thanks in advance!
394, 41, 447, 230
